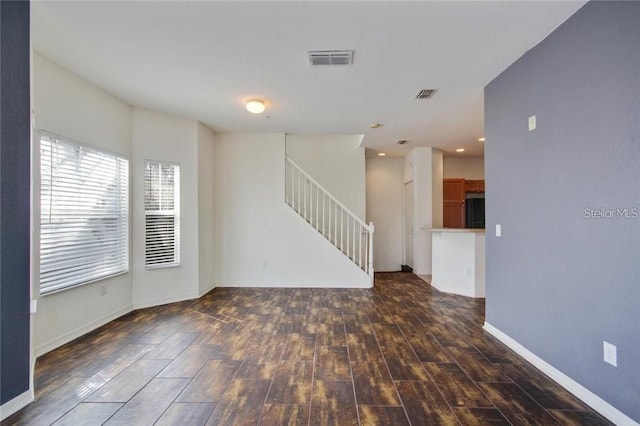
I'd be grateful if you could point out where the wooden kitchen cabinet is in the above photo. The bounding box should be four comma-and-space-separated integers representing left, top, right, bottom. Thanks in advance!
465, 179, 485, 193
443, 179, 465, 228
443, 201, 465, 228
443, 178, 465, 202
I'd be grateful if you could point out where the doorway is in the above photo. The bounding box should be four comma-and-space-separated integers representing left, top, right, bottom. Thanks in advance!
403, 181, 414, 271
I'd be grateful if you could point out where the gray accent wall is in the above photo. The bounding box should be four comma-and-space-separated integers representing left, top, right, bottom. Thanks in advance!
485, 1, 639, 422
1, 0, 31, 405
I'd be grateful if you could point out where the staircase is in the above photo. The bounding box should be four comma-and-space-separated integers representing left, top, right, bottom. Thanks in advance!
285, 156, 374, 285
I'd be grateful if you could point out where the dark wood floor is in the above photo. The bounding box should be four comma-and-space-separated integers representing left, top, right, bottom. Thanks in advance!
4, 272, 611, 425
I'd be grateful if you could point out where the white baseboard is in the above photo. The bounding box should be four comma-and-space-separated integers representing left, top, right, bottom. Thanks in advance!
215, 281, 371, 289
133, 292, 203, 310
430, 280, 445, 292
0, 390, 33, 421
374, 265, 402, 273
35, 305, 132, 357
36, 289, 217, 356
483, 322, 638, 426
199, 283, 216, 297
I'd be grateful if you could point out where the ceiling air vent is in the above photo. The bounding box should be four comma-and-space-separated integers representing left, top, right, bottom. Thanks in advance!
308, 50, 354, 66
397, 140, 409, 145
415, 89, 438, 99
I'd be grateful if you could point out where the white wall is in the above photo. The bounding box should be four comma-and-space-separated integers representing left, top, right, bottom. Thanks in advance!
366, 158, 403, 272
197, 123, 216, 295
32, 53, 133, 355
443, 157, 484, 179
214, 133, 370, 287
131, 108, 201, 308
403, 147, 442, 276
432, 150, 444, 228
285, 134, 366, 219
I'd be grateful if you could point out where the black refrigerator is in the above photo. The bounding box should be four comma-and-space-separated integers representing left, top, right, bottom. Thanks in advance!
465, 198, 485, 229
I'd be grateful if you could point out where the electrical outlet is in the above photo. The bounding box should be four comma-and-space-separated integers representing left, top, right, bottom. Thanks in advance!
603, 341, 617, 367
496, 224, 501, 237
528, 115, 537, 131
100, 286, 107, 296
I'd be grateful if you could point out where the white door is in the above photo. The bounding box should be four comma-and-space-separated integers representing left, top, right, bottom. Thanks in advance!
404, 181, 414, 269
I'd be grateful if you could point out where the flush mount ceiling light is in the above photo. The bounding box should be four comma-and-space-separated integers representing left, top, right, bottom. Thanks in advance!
370, 123, 383, 129
378, 152, 387, 157
246, 99, 266, 114
478, 137, 486, 142
456, 148, 465, 152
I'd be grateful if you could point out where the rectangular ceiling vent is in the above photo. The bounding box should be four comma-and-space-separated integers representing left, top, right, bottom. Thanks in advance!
397, 140, 409, 145
308, 50, 354, 66
415, 89, 438, 99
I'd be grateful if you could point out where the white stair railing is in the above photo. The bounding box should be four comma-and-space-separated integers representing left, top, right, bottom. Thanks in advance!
285, 157, 374, 282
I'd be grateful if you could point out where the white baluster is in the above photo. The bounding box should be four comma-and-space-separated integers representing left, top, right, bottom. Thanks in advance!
359, 223, 362, 269
322, 193, 326, 237
289, 161, 292, 205
328, 198, 332, 241
298, 168, 301, 213
352, 217, 355, 261
347, 216, 353, 260
339, 206, 343, 252
309, 180, 312, 222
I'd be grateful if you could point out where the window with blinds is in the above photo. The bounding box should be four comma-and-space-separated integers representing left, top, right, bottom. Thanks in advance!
144, 161, 180, 268
40, 134, 129, 295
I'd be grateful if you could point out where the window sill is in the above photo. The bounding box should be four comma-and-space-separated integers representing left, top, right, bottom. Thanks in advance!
145, 263, 181, 271
40, 270, 130, 297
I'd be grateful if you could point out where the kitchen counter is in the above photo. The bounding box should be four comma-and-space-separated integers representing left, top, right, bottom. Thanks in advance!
428, 228, 485, 233
431, 228, 485, 298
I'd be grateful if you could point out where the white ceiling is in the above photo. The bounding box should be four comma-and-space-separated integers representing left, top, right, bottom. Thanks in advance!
31, 0, 586, 157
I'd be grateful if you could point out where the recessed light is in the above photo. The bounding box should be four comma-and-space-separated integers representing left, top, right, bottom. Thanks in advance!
456, 148, 465, 152
246, 99, 266, 114
370, 123, 383, 129
378, 152, 387, 157
478, 137, 486, 142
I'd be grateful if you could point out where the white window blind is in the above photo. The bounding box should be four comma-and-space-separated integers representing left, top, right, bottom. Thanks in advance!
144, 161, 180, 268
40, 134, 129, 295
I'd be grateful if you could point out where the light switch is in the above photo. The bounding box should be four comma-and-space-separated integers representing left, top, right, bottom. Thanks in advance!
496, 224, 501, 237
528, 115, 536, 131
603, 341, 617, 367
